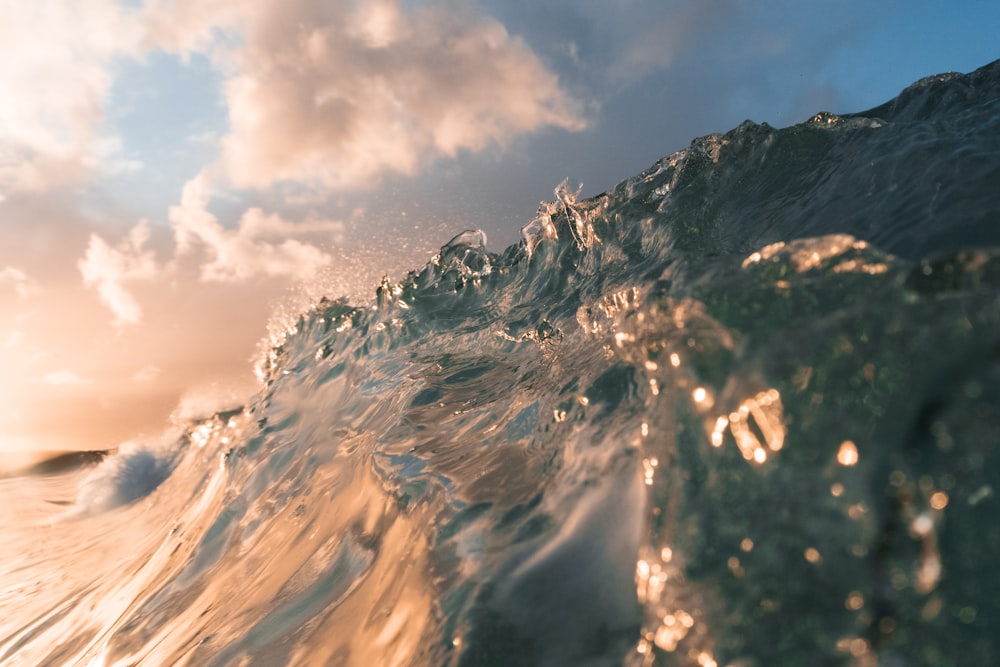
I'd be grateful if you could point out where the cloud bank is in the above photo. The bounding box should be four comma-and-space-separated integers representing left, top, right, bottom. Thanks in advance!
0, 0, 137, 195
143, 0, 585, 190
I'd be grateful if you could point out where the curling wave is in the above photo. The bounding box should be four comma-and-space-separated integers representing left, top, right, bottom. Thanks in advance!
2, 60, 1000, 667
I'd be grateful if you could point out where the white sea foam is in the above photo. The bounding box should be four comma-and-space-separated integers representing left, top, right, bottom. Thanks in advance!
74, 431, 182, 513
170, 381, 255, 425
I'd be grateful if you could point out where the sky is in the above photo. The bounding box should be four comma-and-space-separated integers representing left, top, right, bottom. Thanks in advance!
1, 0, 998, 465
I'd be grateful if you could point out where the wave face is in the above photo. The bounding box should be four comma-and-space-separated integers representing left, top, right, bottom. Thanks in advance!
3, 60, 1000, 666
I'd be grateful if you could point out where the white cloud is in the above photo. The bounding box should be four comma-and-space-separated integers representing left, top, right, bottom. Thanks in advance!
132, 365, 162, 383
142, 0, 585, 190
140, 0, 246, 55
42, 369, 92, 387
170, 174, 343, 282
78, 220, 160, 327
0, 0, 138, 195
0, 267, 40, 299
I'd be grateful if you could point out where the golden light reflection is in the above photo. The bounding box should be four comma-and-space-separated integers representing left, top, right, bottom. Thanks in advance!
634, 543, 717, 665
910, 512, 942, 594
929, 491, 949, 510
849, 638, 870, 657
832, 259, 889, 275
653, 609, 695, 652
836, 440, 859, 466
710, 416, 727, 447
697, 651, 719, 667
191, 422, 217, 448
614, 331, 636, 347
709, 388, 784, 464
742, 236, 881, 274
691, 386, 713, 410
847, 503, 867, 520
643, 457, 659, 486
635, 556, 669, 605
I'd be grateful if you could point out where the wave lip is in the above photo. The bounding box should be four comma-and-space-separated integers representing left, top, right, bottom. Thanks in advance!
73, 435, 181, 513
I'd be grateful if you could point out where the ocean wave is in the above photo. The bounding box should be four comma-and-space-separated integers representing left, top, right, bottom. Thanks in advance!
2, 59, 1000, 666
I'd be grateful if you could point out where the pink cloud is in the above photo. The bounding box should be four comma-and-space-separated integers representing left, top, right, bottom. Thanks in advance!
143, 0, 585, 190
0, 0, 138, 195
78, 221, 160, 327
170, 174, 344, 282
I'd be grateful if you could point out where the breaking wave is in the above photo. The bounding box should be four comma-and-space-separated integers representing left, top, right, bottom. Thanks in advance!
2, 60, 1000, 666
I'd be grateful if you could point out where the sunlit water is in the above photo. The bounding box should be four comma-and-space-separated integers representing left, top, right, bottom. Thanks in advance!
3, 60, 1000, 666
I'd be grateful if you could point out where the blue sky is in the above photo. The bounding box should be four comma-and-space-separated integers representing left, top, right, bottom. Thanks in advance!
93, 2, 1000, 242
0, 0, 997, 460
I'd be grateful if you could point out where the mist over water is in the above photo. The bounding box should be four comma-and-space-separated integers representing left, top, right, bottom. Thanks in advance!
2, 60, 1000, 666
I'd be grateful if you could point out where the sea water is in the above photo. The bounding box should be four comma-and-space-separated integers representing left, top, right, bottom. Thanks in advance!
2, 60, 999, 666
